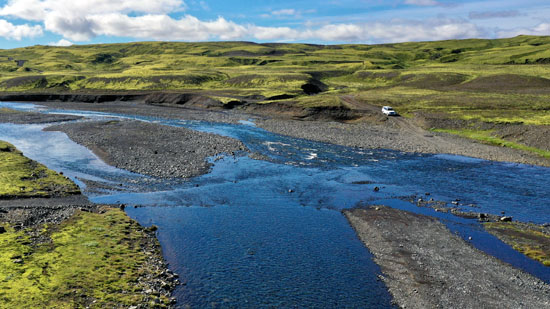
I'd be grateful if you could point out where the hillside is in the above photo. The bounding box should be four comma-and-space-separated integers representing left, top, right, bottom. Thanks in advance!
1, 35, 550, 157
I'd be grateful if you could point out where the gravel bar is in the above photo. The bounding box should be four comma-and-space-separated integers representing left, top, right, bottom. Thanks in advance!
46, 119, 248, 178
345, 206, 550, 308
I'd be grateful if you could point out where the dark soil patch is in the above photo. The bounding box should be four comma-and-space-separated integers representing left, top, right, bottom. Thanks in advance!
1, 76, 47, 89
454, 74, 550, 93
355, 71, 400, 80
143, 92, 224, 109
301, 79, 328, 95
399, 73, 469, 89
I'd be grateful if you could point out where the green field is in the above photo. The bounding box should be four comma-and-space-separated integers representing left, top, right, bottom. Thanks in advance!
1, 35, 550, 155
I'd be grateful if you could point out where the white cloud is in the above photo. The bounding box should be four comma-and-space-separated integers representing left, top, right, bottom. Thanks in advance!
0, 1, 486, 44
48, 39, 73, 46
272, 9, 297, 16
303, 18, 481, 43
404, 0, 440, 6
250, 26, 300, 41
0, 19, 42, 40
262, 8, 310, 19
0, 0, 184, 20
81, 14, 248, 41
497, 23, 550, 38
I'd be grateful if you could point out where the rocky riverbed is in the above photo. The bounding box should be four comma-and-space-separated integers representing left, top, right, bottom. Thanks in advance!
345, 206, 550, 308
46, 119, 249, 178
0, 107, 83, 124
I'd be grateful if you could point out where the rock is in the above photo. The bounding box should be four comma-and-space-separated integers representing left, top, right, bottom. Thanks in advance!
478, 213, 488, 220
500, 216, 513, 222
451, 201, 459, 205
148, 225, 158, 232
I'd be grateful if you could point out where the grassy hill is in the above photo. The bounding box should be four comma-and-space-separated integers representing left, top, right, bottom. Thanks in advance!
1, 35, 550, 156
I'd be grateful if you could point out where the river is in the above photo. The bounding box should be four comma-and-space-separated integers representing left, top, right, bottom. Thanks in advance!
1, 102, 549, 307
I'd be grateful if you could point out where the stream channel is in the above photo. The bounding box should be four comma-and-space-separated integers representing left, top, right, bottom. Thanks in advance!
1, 102, 550, 307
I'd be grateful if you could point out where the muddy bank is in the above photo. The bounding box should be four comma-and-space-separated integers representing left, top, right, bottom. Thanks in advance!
46, 120, 248, 178
344, 206, 550, 308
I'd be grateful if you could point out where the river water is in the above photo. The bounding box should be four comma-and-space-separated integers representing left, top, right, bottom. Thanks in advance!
1, 102, 550, 307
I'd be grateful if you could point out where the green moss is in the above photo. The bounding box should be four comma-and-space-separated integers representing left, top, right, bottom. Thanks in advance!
0, 141, 80, 198
485, 222, 550, 266
0, 208, 170, 307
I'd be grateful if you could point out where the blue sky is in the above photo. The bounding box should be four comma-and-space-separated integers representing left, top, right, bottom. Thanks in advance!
0, 0, 549, 48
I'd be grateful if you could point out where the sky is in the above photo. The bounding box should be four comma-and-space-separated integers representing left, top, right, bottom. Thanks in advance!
0, 0, 549, 48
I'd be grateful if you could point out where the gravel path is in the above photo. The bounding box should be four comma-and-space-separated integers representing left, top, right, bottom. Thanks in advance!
345, 206, 550, 309
46, 120, 248, 178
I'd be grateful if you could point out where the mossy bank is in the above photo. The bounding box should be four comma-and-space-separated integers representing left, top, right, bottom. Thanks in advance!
0, 141, 176, 307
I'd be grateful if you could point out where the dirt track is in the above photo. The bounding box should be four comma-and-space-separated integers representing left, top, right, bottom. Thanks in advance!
345, 206, 550, 309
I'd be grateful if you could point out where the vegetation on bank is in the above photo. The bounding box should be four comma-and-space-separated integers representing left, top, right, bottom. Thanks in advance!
0, 208, 171, 307
485, 222, 550, 266
0, 141, 80, 198
432, 129, 550, 158
1, 35, 550, 156
0, 141, 172, 307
